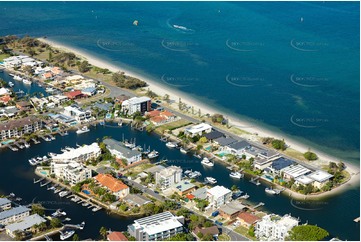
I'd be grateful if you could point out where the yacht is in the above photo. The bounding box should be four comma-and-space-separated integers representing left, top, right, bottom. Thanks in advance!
147, 150, 159, 159
13, 75, 22, 81
124, 140, 135, 149
59, 191, 69, 197
173, 24, 188, 31
22, 79, 32, 85
180, 148, 187, 154
265, 187, 281, 195
92, 206, 101, 212
8, 81, 14, 87
201, 157, 214, 167
188, 171, 202, 179
79, 221, 85, 230
52, 209, 66, 217
24, 142, 30, 148
184, 170, 192, 175
166, 142, 177, 148
193, 154, 202, 159
62, 218, 71, 223
28, 158, 37, 166
205, 177, 217, 184
229, 171, 244, 179
76, 126, 89, 134
60, 230, 75, 240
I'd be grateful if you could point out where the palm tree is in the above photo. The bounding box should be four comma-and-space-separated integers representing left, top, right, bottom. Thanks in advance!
99, 226, 108, 240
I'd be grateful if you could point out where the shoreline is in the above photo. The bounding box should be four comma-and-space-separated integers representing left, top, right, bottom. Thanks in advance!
37, 38, 359, 195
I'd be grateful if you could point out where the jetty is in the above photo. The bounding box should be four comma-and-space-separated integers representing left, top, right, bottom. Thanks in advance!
7, 145, 18, 151
40, 180, 52, 187
250, 176, 261, 186
34, 177, 45, 184
32, 138, 40, 144
14, 142, 24, 149
252, 202, 265, 209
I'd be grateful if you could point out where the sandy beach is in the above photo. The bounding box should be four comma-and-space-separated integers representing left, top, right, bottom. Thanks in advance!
38, 37, 360, 187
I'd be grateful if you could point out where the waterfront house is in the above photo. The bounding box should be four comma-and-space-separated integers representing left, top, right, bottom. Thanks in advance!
0, 116, 42, 140
0, 198, 11, 211
49, 113, 76, 126
64, 90, 85, 100
3, 56, 21, 68
171, 180, 197, 196
95, 173, 129, 199
48, 94, 69, 105
191, 187, 208, 200
0, 87, 11, 97
193, 225, 219, 240
128, 211, 185, 241
258, 149, 280, 160
203, 129, 224, 141
121, 96, 151, 115
51, 162, 92, 185
255, 214, 299, 241
0, 206, 30, 225
103, 138, 142, 165
146, 110, 178, 126
124, 194, 152, 207
237, 212, 261, 228
184, 123, 212, 137
82, 87, 97, 96
5, 214, 46, 238
264, 157, 295, 176
218, 200, 247, 220
63, 105, 92, 122
206, 185, 232, 208
51, 142, 101, 163
0, 106, 19, 118
107, 231, 129, 241
16, 101, 32, 111
307, 170, 333, 189
94, 102, 113, 112
253, 157, 273, 170
294, 175, 314, 186
224, 139, 252, 157
281, 164, 312, 180
41, 72, 53, 80
155, 166, 182, 190
213, 136, 237, 147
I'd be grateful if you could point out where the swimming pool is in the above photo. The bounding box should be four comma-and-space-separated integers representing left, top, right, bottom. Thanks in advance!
217, 151, 230, 157
82, 190, 90, 195
1, 139, 15, 145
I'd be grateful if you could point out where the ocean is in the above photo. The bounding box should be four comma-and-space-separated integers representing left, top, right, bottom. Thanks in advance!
0, 2, 359, 162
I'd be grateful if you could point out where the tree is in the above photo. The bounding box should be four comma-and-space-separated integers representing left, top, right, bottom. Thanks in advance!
50, 218, 62, 228
111, 71, 146, 89
73, 234, 79, 241
271, 139, 286, 150
211, 113, 224, 123
99, 226, 108, 240
197, 232, 204, 239
202, 233, 213, 241
287, 225, 329, 241
31, 203, 45, 216
78, 60, 90, 73
199, 137, 208, 143
231, 185, 238, 191
303, 150, 318, 161
248, 225, 255, 237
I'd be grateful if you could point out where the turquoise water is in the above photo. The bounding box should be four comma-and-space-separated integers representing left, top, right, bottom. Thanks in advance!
1, 139, 15, 145
0, 1, 359, 165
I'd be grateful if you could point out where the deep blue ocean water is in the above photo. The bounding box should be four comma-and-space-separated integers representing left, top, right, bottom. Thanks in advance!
0, 1, 359, 165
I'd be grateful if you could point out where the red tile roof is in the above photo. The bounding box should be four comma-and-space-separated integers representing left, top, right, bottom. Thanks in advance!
107, 231, 128, 241
64, 90, 83, 99
0, 95, 12, 104
237, 212, 260, 225
95, 173, 129, 193
150, 116, 167, 123
146, 110, 161, 117
186, 194, 195, 200
43, 72, 53, 79
161, 110, 175, 117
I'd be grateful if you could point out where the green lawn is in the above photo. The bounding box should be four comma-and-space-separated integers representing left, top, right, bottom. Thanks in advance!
234, 226, 257, 241
218, 234, 230, 241
155, 119, 192, 134
0, 53, 10, 62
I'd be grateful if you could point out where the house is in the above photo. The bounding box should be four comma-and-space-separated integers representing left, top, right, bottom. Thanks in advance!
253, 157, 273, 170
64, 90, 84, 100
265, 157, 295, 176
203, 130, 224, 141
295, 175, 314, 186
0, 198, 11, 211
281, 164, 312, 180
171, 180, 197, 196
121, 96, 151, 115
258, 149, 280, 160
51, 162, 92, 185
193, 226, 219, 240
0, 95, 12, 104
155, 166, 182, 190
0, 106, 19, 118
150, 115, 167, 126
128, 211, 184, 241
15, 101, 32, 111
255, 214, 299, 241
82, 87, 97, 96
6, 214, 46, 238
115, 94, 130, 103
0, 206, 30, 225
184, 123, 212, 137
63, 105, 92, 122
225, 140, 251, 157
237, 212, 261, 228
95, 173, 129, 199
48, 95, 69, 105
307, 170, 333, 189
107, 231, 128, 241
94, 102, 113, 112
191, 187, 208, 200
0, 116, 42, 140
145, 165, 165, 175
124, 194, 152, 207
49, 113, 76, 126
51, 67, 63, 76
41, 72, 53, 80
213, 136, 237, 147
0, 87, 11, 96
219, 200, 247, 220
103, 138, 142, 165
51, 142, 101, 163
206, 185, 232, 208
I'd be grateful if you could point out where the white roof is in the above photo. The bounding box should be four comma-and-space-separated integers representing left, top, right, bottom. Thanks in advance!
0, 88, 10, 96
185, 123, 212, 134
307, 170, 333, 182
142, 218, 183, 235
126, 96, 151, 105
66, 75, 85, 81
52, 143, 100, 161
295, 175, 314, 185
282, 164, 311, 178
207, 185, 231, 198
6, 214, 46, 233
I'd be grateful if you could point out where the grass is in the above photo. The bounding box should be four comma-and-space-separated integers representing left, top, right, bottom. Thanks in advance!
234, 226, 257, 241
128, 163, 154, 175
282, 147, 309, 162
155, 119, 192, 134
218, 234, 231, 241
0, 53, 10, 62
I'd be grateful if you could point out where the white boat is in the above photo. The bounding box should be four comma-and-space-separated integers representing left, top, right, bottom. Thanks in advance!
265, 187, 281, 195
226, 166, 234, 171
42, 155, 48, 161
60, 230, 75, 240
201, 157, 214, 167
92, 206, 102, 212
59, 191, 69, 197
28, 159, 37, 166
22, 79, 32, 85
205, 177, 217, 184
188, 171, 202, 179
52, 209, 66, 217
166, 142, 177, 148
24, 142, 30, 148
13, 75, 22, 81
147, 150, 159, 159
45, 87, 54, 93
230, 171, 244, 179
180, 148, 187, 154
82, 202, 89, 207
123, 140, 135, 148
173, 24, 188, 31
62, 218, 71, 223
48, 152, 56, 157
184, 170, 192, 175
79, 221, 85, 230
76, 126, 89, 134
193, 154, 202, 159
8, 81, 14, 87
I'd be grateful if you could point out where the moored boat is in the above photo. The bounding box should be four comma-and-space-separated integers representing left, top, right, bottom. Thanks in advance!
205, 177, 217, 184
229, 171, 244, 179
76, 126, 89, 134
166, 142, 177, 148
201, 157, 214, 167
147, 150, 159, 159
265, 187, 281, 195
60, 230, 75, 240
180, 148, 187, 154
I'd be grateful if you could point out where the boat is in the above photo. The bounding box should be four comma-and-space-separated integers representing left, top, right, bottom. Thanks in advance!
59, 191, 69, 197
24, 142, 30, 148
201, 157, 214, 167
124, 140, 135, 149
92, 206, 102, 212
62, 218, 71, 223
22, 79, 32, 85
147, 150, 159, 159
28, 159, 37, 166
193, 154, 202, 159
76, 126, 89, 134
8, 81, 14, 87
60, 230, 75, 240
52, 209, 66, 217
184, 170, 192, 175
166, 142, 177, 148
133, 20, 139, 26
180, 148, 187, 154
173, 24, 188, 31
229, 171, 244, 179
82, 202, 89, 207
79, 221, 85, 230
188, 171, 202, 179
265, 187, 281, 195
226, 166, 234, 171
205, 177, 217, 184
13, 75, 22, 81
42, 155, 48, 161
50, 135, 55, 140
47, 186, 56, 191
48, 152, 56, 157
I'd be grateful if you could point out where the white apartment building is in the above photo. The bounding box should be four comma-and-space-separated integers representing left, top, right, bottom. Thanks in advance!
155, 166, 182, 190
63, 105, 92, 122
0, 116, 42, 140
121, 96, 151, 115
0, 206, 30, 225
206, 185, 232, 208
184, 123, 212, 137
0, 198, 11, 211
255, 214, 299, 240
51, 162, 92, 185
51, 142, 101, 163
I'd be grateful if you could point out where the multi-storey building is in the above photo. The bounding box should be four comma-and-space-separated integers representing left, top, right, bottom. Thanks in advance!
0, 116, 42, 140
155, 166, 182, 190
